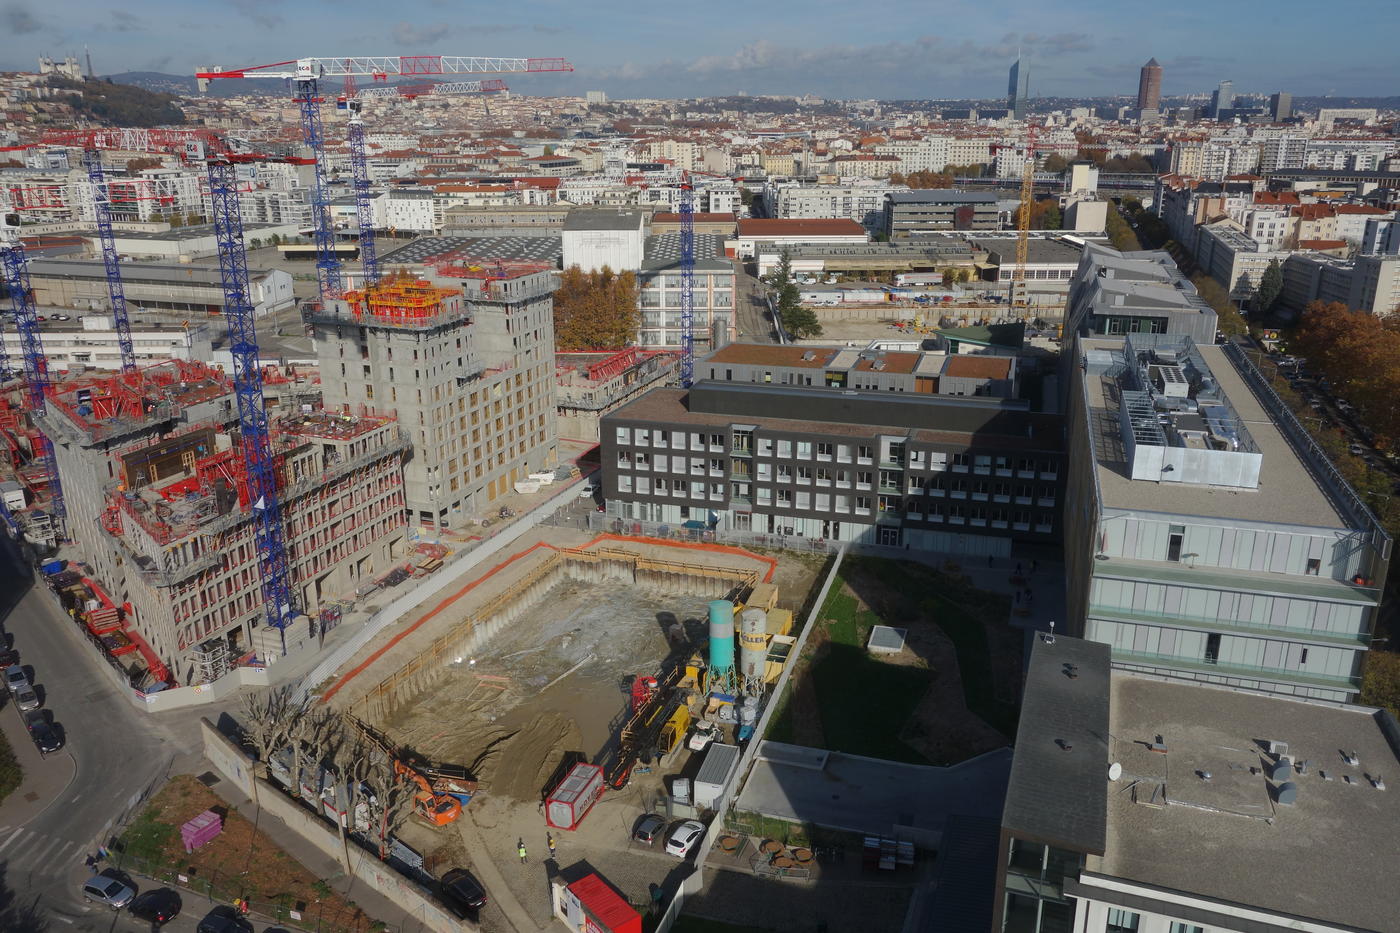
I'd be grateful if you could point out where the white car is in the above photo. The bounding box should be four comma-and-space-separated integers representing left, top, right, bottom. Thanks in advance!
664, 820, 706, 859
687, 721, 719, 753
3, 665, 27, 693
578, 483, 598, 499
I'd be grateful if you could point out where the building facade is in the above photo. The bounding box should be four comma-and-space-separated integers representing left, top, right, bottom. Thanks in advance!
312, 266, 560, 532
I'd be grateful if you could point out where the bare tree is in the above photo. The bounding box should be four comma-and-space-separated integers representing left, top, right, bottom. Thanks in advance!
362, 751, 415, 860
286, 703, 339, 803
330, 723, 375, 872
239, 686, 298, 808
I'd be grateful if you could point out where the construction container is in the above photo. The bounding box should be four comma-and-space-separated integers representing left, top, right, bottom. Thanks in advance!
693, 743, 741, 809
746, 582, 779, 612
707, 599, 734, 672
546, 762, 606, 831
738, 607, 767, 690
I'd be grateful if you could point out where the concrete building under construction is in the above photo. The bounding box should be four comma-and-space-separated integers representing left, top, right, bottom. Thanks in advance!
309, 259, 561, 532
37, 360, 409, 686
555, 348, 678, 442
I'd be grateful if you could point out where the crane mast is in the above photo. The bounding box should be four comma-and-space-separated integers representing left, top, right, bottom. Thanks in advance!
207, 157, 295, 640
0, 225, 64, 530
80, 146, 138, 372
679, 172, 695, 388
1013, 123, 1037, 309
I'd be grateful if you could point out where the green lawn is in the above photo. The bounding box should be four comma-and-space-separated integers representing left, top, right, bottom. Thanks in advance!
0, 730, 21, 805
765, 556, 1018, 762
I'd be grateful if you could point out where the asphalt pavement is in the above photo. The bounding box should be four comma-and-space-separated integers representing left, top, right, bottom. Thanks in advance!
733, 265, 777, 343
0, 533, 200, 932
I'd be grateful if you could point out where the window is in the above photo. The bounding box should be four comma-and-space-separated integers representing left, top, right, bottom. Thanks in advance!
778, 489, 793, 506
709, 433, 724, 449
796, 491, 810, 509
836, 444, 852, 462
1168, 923, 1203, 933
636, 428, 650, 446
758, 438, 774, 456
796, 441, 812, 459
797, 466, 813, 483
777, 440, 793, 457
615, 427, 630, 444
855, 496, 872, 515
1106, 909, 1140, 933
1205, 633, 1221, 664
619, 475, 633, 492
1306, 557, 1321, 575
1167, 524, 1185, 562
655, 455, 668, 472
857, 444, 874, 462
817, 442, 834, 459
953, 453, 970, 469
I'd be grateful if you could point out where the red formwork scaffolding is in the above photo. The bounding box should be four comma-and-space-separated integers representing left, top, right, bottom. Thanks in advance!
339, 274, 462, 327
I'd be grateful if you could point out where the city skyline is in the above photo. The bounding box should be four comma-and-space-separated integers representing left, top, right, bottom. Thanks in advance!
3, 0, 1400, 99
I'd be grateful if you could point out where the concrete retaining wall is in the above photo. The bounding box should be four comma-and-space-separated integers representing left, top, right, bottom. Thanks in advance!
199, 719, 464, 933
362, 551, 742, 721
294, 472, 594, 704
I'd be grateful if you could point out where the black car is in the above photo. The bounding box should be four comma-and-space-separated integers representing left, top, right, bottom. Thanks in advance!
439, 868, 487, 917
26, 714, 61, 754
0, 648, 17, 667
196, 905, 253, 933
129, 888, 182, 925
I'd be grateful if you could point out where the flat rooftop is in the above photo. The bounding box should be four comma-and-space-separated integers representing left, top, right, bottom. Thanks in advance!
1082, 339, 1349, 530
1096, 676, 1400, 932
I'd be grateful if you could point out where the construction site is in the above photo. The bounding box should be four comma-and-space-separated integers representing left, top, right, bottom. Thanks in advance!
554, 347, 679, 442
316, 526, 826, 929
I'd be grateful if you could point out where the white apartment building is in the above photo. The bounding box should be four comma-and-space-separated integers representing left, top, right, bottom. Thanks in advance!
947, 137, 994, 168
764, 181, 906, 231
371, 189, 436, 233
873, 136, 950, 173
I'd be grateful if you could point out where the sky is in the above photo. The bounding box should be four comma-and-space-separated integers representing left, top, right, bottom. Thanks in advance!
4, 0, 1399, 100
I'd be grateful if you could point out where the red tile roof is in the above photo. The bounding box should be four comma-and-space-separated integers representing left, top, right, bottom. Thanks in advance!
1293, 204, 1336, 220
1334, 204, 1389, 215
653, 212, 738, 224
1299, 239, 1349, 250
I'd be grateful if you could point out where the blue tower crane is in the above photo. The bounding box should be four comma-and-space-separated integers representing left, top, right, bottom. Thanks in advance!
206, 158, 295, 642
0, 216, 65, 529
679, 172, 695, 388
80, 146, 138, 373
292, 66, 346, 305
345, 100, 381, 287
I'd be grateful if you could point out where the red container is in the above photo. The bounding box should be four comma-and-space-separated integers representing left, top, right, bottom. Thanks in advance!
545, 763, 605, 831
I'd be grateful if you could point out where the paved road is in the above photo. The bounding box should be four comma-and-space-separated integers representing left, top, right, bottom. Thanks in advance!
0, 534, 198, 932
733, 265, 778, 344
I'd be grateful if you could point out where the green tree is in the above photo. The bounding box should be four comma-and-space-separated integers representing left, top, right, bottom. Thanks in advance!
1256, 258, 1284, 315
1361, 650, 1400, 720
765, 250, 823, 339
1042, 153, 1069, 174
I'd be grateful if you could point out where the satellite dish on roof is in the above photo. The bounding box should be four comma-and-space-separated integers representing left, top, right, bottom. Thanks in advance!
1108, 762, 1123, 781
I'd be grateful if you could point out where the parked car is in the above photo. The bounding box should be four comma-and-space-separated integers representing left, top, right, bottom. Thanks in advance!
687, 720, 720, 752
0, 648, 17, 667
129, 888, 182, 926
633, 813, 666, 846
664, 820, 706, 858
3, 665, 27, 693
82, 869, 137, 909
1349, 443, 1365, 456
27, 714, 62, 754
578, 483, 598, 499
196, 905, 253, 933
438, 868, 487, 917
14, 684, 38, 711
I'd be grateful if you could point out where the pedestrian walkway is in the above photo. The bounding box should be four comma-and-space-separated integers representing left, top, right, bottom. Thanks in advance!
459, 812, 540, 932
0, 823, 86, 876
0, 697, 77, 830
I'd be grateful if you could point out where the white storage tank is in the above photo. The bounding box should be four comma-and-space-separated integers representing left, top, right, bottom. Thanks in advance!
739, 607, 767, 694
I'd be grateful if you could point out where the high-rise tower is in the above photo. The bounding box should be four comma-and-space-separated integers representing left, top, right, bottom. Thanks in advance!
1137, 58, 1162, 112
1007, 58, 1029, 120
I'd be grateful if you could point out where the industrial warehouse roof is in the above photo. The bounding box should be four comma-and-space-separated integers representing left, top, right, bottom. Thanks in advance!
971, 237, 1086, 265
736, 218, 867, 237
1000, 634, 1111, 856
563, 207, 646, 231
641, 234, 730, 272
26, 258, 279, 286
886, 189, 999, 204
98, 223, 292, 242
1091, 676, 1400, 932
379, 236, 563, 266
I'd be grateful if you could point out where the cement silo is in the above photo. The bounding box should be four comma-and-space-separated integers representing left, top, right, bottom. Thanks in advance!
739, 607, 767, 695
707, 599, 736, 693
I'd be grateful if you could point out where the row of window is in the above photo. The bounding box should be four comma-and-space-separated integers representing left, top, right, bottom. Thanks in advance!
616, 448, 1058, 484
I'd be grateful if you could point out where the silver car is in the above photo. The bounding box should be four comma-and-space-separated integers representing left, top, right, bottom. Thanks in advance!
3, 665, 27, 693
82, 869, 137, 909
13, 684, 38, 711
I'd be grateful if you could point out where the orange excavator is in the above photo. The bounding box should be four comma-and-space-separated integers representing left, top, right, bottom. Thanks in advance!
349, 716, 478, 828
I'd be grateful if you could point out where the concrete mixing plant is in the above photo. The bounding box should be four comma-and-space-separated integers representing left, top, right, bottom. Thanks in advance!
706, 598, 737, 695
738, 606, 767, 696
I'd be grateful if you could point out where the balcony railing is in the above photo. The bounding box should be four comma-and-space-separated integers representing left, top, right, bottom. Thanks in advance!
1114, 648, 1361, 690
